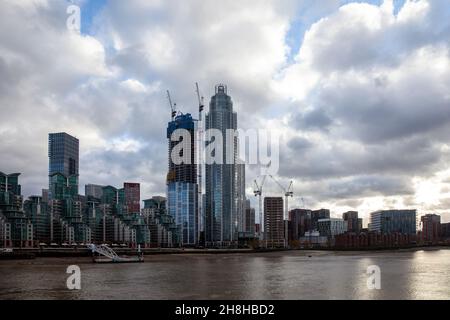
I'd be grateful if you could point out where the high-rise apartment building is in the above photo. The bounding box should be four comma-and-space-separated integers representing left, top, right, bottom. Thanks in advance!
124, 182, 140, 214
343, 211, 362, 233
289, 209, 312, 241
311, 209, 330, 231
48, 133, 79, 199
205, 84, 245, 246
167, 113, 198, 246
244, 199, 255, 234
264, 197, 284, 248
85, 184, 104, 200
441, 223, 450, 239
236, 163, 246, 233
0, 172, 34, 247
420, 214, 441, 243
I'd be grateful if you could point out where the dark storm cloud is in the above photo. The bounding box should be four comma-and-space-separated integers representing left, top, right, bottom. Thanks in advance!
281, 135, 442, 180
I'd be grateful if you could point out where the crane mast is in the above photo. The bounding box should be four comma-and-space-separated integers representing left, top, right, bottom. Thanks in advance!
253, 175, 267, 240
195, 83, 204, 245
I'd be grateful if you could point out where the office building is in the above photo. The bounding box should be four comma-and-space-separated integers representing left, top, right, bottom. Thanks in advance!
369, 210, 417, 235
264, 197, 284, 248
299, 230, 328, 247
318, 218, 348, 238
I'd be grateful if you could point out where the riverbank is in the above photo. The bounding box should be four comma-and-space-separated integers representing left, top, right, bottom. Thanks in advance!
1, 245, 448, 260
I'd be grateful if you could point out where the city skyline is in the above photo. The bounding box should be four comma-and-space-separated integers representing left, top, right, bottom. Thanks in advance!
1, 0, 450, 225
2, 85, 450, 226
2, 128, 449, 228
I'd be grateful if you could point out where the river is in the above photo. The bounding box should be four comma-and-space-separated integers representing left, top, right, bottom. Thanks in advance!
0, 249, 449, 300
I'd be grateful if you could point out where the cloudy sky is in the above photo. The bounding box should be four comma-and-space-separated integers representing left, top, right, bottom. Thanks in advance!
1, 0, 449, 224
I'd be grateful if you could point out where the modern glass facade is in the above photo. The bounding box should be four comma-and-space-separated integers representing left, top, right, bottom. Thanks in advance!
0, 172, 34, 247
167, 182, 198, 246
370, 210, 417, 235
167, 113, 198, 246
85, 184, 104, 200
205, 84, 244, 246
49, 173, 78, 200
317, 218, 348, 238
48, 133, 79, 199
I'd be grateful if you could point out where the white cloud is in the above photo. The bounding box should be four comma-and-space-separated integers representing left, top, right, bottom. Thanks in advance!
0, 0, 449, 223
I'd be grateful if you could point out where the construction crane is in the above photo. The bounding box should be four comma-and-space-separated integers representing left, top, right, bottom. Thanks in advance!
195, 83, 205, 245
196, 82, 204, 113
167, 90, 177, 120
253, 175, 267, 240
268, 175, 293, 248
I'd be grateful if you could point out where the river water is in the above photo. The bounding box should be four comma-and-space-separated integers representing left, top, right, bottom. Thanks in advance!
0, 249, 449, 300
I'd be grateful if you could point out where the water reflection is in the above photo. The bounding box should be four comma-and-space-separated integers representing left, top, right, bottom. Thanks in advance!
0, 250, 449, 300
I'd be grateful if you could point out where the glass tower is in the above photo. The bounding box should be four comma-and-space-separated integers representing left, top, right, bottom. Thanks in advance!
167, 113, 198, 246
205, 84, 244, 246
48, 133, 79, 199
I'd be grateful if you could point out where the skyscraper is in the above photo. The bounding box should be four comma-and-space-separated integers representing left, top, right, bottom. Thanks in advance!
167, 113, 198, 246
48, 133, 79, 199
244, 199, 256, 234
205, 84, 245, 247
